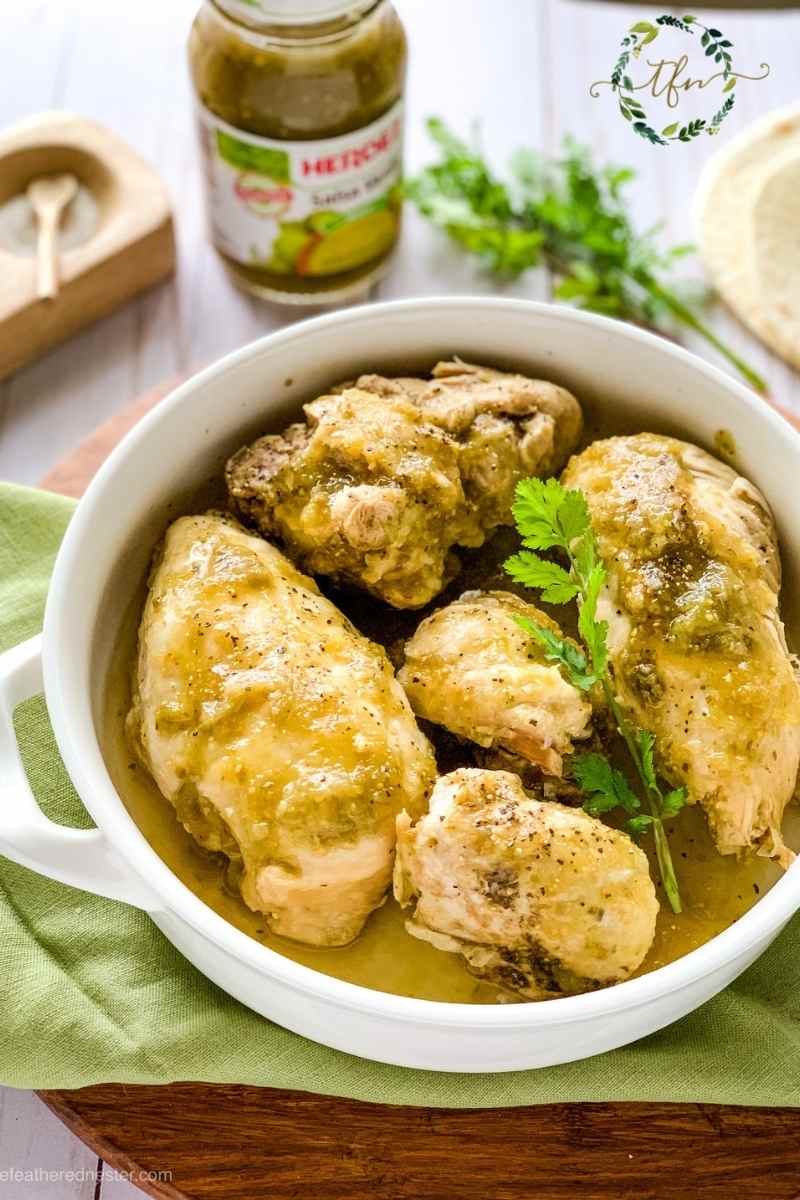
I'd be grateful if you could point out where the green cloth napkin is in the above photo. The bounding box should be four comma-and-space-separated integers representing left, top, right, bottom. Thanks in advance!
3, 479, 800, 1106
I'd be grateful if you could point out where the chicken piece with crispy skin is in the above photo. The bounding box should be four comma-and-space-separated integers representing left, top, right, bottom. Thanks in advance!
399, 590, 592, 776
226, 360, 582, 609
128, 512, 436, 947
394, 768, 658, 1000
563, 433, 800, 863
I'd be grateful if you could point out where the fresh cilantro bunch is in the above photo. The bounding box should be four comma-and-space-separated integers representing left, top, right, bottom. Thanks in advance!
406, 118, 766, 394
504, 478, 688, 913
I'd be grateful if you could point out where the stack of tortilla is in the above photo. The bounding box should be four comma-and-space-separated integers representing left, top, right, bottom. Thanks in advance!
695, 103, 800, 371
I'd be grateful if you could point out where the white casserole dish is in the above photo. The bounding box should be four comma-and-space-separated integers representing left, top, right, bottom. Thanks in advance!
2, 297, 799, 1073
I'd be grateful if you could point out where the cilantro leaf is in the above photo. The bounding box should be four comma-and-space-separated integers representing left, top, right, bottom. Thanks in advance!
512, 478, 591, 555
571, 751, 641, 816
557, 489, 591, 547
577, 561, 609, 677
582, 558, 606, 617
580, 612, 609, 680
627, 814, 655, 838
426, 116, 471, 159
503, 552, 578, 603
573, 530, 598, 581
635, 728, 657, 791
512, 615, 596, 691
512, 478, 569, 549
633, 732, 688, 818
662, 787, 689, 818
407, 120, 766, 393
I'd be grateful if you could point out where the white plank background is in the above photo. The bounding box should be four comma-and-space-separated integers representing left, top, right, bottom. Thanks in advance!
0, 0, 798, 1194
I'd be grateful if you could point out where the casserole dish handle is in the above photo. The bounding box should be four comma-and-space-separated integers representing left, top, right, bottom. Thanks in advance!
0, 636, 160, 911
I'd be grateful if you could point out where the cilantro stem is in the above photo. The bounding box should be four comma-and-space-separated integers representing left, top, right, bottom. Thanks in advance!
568, 530, 683, 913
505, 478, 686, 913
640, 277, 768, 396
599, 681, 682, 914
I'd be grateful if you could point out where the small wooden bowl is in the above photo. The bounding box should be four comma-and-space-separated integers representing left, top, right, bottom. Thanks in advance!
0, 111, 175, 380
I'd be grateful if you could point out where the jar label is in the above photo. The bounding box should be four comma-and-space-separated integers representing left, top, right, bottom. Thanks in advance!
196, 100, 404, 277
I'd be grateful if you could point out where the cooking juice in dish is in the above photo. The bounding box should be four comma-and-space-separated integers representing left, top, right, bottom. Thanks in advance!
103, 516, 799, 1005
188, 0, 406, 302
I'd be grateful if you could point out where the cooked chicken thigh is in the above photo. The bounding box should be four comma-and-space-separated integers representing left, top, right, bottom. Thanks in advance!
228, 386, 466, 609
394, 768, 658, 999
128, 512, 436, 946
354, 360, 583, 530
399, 590, 592, 775
226, 361, 581, 608
563, 434, 800, 862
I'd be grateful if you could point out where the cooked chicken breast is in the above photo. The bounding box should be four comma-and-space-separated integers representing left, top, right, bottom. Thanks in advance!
398, 590, 592, 775
128, 512, 436, 946
562, 433, 800, 863
226, 361, 581, 608
394, 768, 658, 999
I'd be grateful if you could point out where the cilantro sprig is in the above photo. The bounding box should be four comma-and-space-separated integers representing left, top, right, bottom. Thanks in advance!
505, 477, 688, 913
406, 118, 766, 395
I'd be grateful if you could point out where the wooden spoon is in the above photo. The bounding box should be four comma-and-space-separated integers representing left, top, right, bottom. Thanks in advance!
27, 173, 79, 300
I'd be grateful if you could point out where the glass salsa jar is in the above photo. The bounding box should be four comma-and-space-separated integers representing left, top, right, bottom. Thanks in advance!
188, 0, 407, 303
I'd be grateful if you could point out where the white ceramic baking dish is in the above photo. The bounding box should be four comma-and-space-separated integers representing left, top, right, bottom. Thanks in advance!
2, 297, 799, 1073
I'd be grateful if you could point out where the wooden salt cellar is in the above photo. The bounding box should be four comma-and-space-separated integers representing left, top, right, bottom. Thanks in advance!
0, 111, 175, 380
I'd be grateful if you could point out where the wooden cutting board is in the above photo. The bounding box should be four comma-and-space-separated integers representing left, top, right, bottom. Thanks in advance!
37, 382, 800, 1200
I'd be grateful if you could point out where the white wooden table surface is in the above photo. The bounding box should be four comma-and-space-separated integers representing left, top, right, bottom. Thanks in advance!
1, 0, 798, 1194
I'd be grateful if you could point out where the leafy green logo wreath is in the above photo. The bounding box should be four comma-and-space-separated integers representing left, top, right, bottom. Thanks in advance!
605, 14, 741, 147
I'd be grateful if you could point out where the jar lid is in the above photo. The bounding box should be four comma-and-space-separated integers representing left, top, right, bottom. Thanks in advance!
216, 0, 378, 24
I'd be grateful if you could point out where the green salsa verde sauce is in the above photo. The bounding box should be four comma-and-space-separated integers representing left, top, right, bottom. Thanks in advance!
189, 0, 407, 300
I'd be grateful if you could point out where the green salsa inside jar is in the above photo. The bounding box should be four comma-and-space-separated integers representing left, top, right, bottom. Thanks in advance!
189, 0, 407, 302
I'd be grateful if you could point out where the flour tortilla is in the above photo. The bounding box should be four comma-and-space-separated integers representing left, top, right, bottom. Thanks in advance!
694, 103, 800, 370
